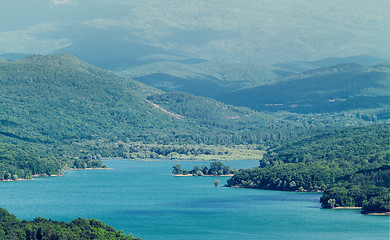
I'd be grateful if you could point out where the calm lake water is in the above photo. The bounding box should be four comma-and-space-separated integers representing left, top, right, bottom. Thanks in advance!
0, 159, 389, 240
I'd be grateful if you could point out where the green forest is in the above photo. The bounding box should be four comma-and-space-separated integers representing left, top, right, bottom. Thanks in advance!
227, 124, 389, 214
0, 208, 140, 240
320, 165, 389, 214
172, 161, 236, 176
0, 54, 381, 182
0, 54, 389, 219
0, 141, 105, 181
1, 1, 389, 238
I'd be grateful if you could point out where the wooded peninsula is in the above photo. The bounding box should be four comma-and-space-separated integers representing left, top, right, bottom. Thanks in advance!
226, 124, 389, 215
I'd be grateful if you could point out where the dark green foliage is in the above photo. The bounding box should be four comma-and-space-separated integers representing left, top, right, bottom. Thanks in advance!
362, 194, 390, 214
0, 208, 140, 240
261, 123, 389, 168
320, 185, 389, 212
0, 143, 64, 180
0, 141, 105, 181
146, 91, 376, 146
320, 165, 390, 213
227, 162, 337, 191
172, 164, 182, 175
173, 161, 236, 176
227, 124, 390, 213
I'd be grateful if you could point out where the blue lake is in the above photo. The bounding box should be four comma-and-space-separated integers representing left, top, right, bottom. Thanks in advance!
0, 159, 389, 240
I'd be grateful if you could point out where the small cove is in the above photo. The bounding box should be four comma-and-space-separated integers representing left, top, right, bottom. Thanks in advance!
0, 159, 388, 240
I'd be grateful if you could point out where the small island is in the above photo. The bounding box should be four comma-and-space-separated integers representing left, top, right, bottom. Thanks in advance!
172, 161, 238, 176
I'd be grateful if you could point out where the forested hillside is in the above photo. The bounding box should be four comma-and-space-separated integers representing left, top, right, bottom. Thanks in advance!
0, 54, 177, 143
146, 91, 379, 144
320, 165, 389, 214
0, 208, 139, 239
0, 140, 105, 181
227, 124, 389, 213
0, 54, 180, 179
0, 54, 300, 150
220, 62, 390, 114
123, 61, 293, 98
0, 54, 382, 181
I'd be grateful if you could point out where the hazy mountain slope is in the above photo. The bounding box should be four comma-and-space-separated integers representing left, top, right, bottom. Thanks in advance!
0, 54, 187, 145
54, 26, 184, 71
147, 91, 273, 128
274, 56, 386, 73
146, 91, 380, 144
1, 1, 389, 65
0, 57, 9, 64
0, 54, 303, 150
219, 63, 390, 114
0, 54, 379, 149
123, 61, 293, 98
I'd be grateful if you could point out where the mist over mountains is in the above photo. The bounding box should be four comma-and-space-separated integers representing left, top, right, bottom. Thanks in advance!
1, 0, 389, 69
1, 1, 389, 134
0, 1, 390, 228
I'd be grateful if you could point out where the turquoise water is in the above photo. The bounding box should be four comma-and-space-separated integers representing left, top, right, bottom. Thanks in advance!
0, 159, 388, 240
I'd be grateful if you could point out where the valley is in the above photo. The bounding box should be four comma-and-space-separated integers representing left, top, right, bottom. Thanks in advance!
0, 54, 388, 220
1, 1, 389, 239
1, 54, 385, 183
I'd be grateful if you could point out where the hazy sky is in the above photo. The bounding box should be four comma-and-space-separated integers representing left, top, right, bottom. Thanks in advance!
1, 0, 389, 64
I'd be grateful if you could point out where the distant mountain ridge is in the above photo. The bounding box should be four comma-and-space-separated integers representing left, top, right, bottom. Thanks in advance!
273, 56, 386, 72
218, 62, 390, 114
1, 1, 389, 65
122, 61, 294, 98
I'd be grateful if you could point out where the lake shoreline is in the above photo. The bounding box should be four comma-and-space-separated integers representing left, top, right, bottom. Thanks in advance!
1, 159, 389, 239
334, 208, 390, 216
365, 212, 390, 216
332, 206, 362, 210
173, 174, 234, 177
331, 207, 390, 215
228, 186, 389, 216
0, 167, 111, 183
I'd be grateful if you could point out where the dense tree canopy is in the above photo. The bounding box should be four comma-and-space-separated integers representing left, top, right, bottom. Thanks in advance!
0, 208, 140, 240
227, 124, 390, 213
172, 161, 236, 176
1, 54, 379, 181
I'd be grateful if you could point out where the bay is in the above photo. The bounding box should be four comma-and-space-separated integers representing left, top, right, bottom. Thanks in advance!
0, 159, 388, 240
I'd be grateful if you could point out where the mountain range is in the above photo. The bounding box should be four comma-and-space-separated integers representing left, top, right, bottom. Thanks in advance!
1, 54, 386, 147
219, 62, 390, 114
123, 61, 293, 98
0, 53, 387, 181
1, 1, 389, 67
